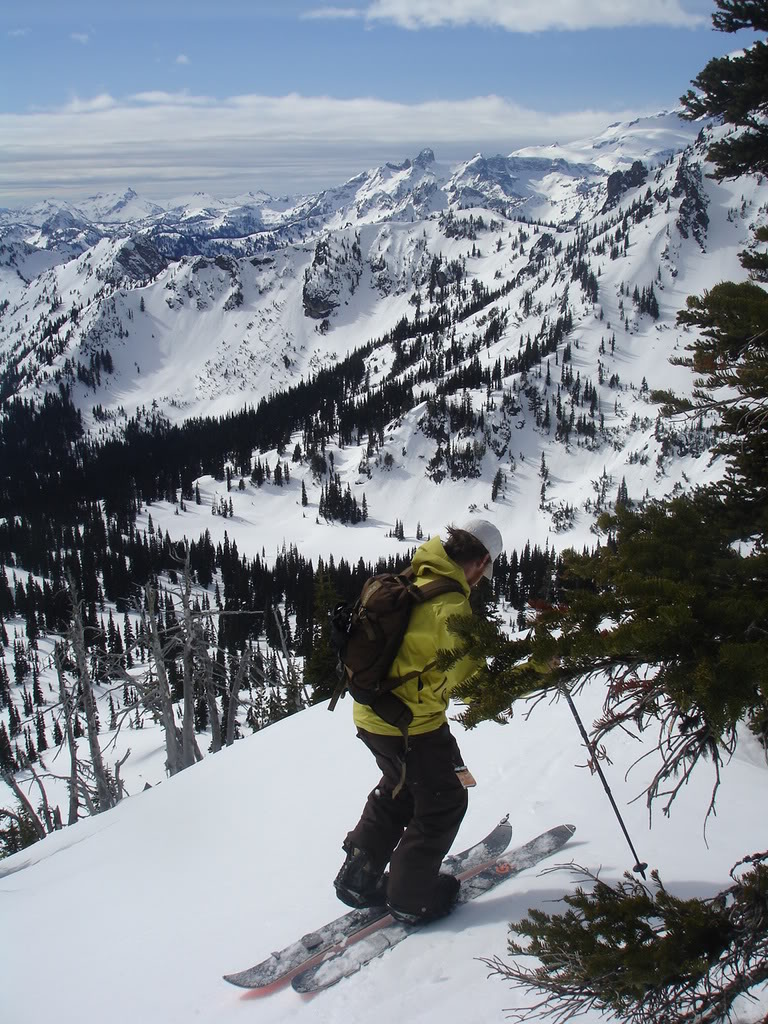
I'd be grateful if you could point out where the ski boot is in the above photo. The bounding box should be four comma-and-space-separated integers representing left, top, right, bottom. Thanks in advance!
334, 843, 388, 909
387, 873, 460, 925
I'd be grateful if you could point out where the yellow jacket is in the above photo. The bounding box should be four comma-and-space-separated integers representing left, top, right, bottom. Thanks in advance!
353, 536, 475, 736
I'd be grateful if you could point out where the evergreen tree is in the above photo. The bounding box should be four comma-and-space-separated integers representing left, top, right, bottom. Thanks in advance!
8, 701, 21, 739
485, 858, 768, 1024
0, 802, 40, 857
680, 1, 768, 182
0, 722, 15, 772
35, 711, 48, 753
303, 570, 342, 702
680, 0, 768, 278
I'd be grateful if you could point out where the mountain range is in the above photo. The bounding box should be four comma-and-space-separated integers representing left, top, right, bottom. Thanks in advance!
0, 110, 700, 249
2, 109, 765, 556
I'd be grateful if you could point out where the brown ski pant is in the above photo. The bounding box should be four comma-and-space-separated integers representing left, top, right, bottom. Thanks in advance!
344, 723, 469, 912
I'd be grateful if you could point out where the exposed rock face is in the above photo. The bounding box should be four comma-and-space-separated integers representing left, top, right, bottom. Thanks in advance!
302, 240, 340, 319
672, 155, 709, 248
112, 238, 169, 283
302, 236, 363, 319
602, 160, 648, 212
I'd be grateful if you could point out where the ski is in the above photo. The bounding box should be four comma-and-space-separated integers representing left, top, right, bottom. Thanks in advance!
223, 815, 513, 993
291, 823, 575, 995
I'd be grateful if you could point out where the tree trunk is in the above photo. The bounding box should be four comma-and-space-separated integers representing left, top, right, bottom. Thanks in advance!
272, 606, 306, 711
199, 646, 222, 753
144, 585, 183, 776
179, 557, 198, 769
19, 754, 55, 834
68, 578, 115, 812
226, 651, 250, 746
55, 645, 80, 826
0, 769, 47, 842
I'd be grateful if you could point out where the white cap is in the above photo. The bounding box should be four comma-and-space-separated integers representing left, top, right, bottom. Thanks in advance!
457, 518, 504, 579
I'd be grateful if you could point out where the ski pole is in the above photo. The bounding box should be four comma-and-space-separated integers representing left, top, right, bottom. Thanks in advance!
563, 688, 648, 878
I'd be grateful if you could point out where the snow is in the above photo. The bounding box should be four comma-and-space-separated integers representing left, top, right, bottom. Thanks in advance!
2, 112, 768, 1022
1, 685, 765, 1024
3, 115, 764, 457
511, 110, 703, 173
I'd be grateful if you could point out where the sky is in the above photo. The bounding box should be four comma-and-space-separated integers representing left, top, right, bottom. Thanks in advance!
0, 0, 758, 204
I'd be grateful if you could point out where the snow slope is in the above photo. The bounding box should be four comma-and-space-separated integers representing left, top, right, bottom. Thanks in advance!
1, 686, 765, 1024
511, 110, 702, 173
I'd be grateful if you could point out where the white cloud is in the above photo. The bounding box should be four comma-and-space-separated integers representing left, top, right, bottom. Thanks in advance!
61, 93, 116, 113
175, 53, 191, 64
363, 0, 705, 31
70, 32, 90, 44
0, 90, 647, 201
130, 90, 210, 106
7, 28, 29, 38
302, 6, 362, 19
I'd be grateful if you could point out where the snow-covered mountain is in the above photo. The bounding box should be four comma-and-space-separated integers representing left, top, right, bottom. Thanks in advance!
0, 111, 700, 248
1, 110, 765, 545
513, 109, 704, 172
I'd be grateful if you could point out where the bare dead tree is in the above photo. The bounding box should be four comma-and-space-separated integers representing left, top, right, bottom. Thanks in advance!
113, 749, 131, 802
0, 549, 301, 856
143, 583, 186, 775
271, 606, 309, 712
225, 650, 251, 747
178, 557, 198, 768
66, 573, 119, 812
14, 752, 57, 835
0, 768, 47, 843
197, 644, 222, 752
54, 644, 80, 826
143, 545, 266, 759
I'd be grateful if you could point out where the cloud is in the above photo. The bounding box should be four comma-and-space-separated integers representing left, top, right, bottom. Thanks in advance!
130, 90, 210, 106
175, 53, 191, 64
0, 90, 654, 201
61, 93, 116, 113
7, 28, 29, 38
70, 32, 90, 44
302, 7, 363, 19
362, 0, 705, 31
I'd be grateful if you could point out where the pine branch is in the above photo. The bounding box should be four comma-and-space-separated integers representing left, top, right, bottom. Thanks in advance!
483, 856, 768, 1024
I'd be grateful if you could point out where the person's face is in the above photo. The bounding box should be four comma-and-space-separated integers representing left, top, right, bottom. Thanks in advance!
463, 555, 490, 589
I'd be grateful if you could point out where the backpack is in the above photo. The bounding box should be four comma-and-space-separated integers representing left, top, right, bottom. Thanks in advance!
328, 567, 465, 733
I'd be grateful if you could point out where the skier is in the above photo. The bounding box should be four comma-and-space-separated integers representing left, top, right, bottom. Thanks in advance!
334, 518, 504, 924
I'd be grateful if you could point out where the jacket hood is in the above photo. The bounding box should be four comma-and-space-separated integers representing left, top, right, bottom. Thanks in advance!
411, 535, 470, 597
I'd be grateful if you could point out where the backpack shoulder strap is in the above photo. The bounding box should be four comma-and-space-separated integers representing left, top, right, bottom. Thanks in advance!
412, 576, 465, 602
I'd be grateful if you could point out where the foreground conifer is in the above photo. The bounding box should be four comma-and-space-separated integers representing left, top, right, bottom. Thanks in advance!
484, 855, 768, 1024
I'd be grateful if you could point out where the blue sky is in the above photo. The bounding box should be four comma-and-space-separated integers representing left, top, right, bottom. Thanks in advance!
0, 0, 756, 204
